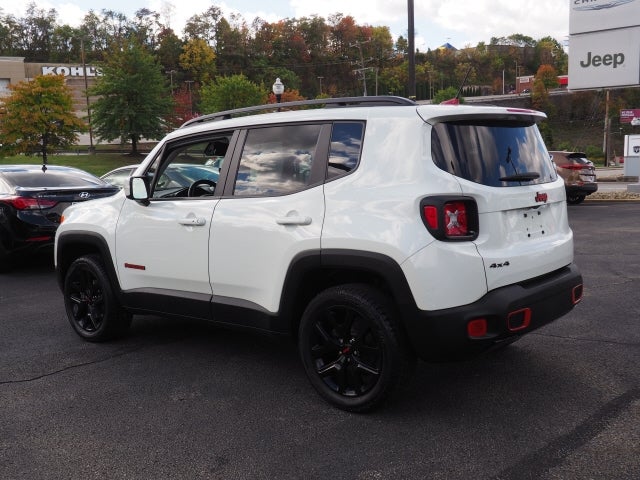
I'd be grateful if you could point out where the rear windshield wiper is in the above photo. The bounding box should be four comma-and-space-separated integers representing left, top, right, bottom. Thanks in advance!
499, 172, 540, 182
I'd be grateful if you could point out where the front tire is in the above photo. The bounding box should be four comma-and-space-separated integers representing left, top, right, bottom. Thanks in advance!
298, 284, 413, 412
63, 254, 131, 342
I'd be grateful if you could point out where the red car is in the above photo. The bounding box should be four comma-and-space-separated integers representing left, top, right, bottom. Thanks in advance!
549, 151, 598, 204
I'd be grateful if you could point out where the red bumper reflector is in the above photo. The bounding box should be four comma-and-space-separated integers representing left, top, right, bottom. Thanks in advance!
467, 318, 488, 338
572, 284, 583, 305
124, 263, 146, 270
507, 308, 531, 332
26, 236, 53, 242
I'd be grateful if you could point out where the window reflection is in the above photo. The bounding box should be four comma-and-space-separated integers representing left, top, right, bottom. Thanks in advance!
234, 125, 321, 196
328, 122, 364, 179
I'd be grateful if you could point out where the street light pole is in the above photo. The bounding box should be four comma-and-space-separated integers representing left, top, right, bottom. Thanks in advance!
185, 80, 194, 117
272, 77, 284, 111
165, 69, 176, 92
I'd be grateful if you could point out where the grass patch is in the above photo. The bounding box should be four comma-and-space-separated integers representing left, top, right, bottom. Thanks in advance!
0, 153, 146, 177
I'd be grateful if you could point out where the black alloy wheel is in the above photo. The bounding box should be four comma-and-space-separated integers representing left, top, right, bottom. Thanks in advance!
299, 284, 413, 412
63, 254, 131, 342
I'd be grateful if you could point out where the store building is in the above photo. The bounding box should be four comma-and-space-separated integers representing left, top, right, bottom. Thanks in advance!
0, 56, 99, 114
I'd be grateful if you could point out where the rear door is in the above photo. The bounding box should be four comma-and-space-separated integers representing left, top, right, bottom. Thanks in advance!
209, 123, 328, 315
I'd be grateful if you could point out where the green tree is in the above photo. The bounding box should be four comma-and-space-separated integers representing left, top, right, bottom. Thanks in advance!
90, 38, 173, 155
0, 74, 86, 164
433, 86, 464, 104
157, 28, 184, 72
199, 74, 266, 113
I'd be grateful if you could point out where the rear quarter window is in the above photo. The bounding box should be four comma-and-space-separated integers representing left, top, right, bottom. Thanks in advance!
327, 122, 364, 179
431, 120, 557, 187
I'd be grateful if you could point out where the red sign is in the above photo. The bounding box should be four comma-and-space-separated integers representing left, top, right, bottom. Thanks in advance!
620, 109, 640, 123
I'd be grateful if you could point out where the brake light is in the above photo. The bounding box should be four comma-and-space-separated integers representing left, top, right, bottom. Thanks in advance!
420, 196, 478, 241
6, 197, 58, 210
558, 164, 586, 171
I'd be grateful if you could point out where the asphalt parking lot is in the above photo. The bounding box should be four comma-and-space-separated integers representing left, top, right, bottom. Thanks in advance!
1, 202, 639, 480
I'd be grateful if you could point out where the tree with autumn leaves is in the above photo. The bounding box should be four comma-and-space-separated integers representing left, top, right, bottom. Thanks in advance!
0, 74, 86, 165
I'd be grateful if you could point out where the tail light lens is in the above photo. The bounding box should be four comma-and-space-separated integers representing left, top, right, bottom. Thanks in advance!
420, 196, 478, 241
6, 197, 57, 210
558, 164, 587, 171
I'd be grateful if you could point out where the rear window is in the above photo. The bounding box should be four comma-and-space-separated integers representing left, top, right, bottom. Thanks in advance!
431, 120, 557, 187
566, 153, 591, 165
3, 171, 104, 188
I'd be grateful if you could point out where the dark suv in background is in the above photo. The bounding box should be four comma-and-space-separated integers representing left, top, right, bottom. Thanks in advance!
549, 151, 598, 204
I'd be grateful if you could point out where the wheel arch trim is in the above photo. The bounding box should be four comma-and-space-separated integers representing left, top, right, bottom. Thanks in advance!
279, 248, 419, 333
56, 231, 121, 297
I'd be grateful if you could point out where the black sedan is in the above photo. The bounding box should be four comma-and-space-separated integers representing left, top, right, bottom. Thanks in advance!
0, 165, 119, 270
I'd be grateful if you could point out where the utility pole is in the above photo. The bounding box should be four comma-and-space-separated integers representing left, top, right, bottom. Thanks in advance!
603, 89, 611, 166
352, 41, 368, 96
408, 0, 416, 99
80, 37, 94, 154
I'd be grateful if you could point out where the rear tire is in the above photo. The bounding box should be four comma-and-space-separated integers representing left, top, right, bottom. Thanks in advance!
63, 254, 131, 342
298, 284, 413, 412
566, 194, 585, 205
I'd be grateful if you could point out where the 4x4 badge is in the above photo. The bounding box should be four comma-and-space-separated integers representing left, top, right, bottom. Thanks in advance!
535, 192, 548, 203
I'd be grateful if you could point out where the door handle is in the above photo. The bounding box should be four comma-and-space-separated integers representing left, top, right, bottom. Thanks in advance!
179, 217, 206, 226
276, 216, 312, 226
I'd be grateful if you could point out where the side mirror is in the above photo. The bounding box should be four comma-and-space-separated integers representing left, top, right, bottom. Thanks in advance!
126, 176, 150, 205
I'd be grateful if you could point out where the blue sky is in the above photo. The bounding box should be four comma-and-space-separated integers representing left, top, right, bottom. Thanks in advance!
5, 0, 570, 51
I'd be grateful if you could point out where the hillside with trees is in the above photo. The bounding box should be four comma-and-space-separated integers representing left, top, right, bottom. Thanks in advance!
1, 2, 639, 158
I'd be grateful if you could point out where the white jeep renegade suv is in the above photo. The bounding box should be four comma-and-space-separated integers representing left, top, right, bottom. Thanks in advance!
55, 96, 583, 412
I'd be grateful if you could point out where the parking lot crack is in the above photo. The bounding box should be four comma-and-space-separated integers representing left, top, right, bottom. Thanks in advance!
0, 346, 143, 385
532, 332, 640, 348
493, 387, 640, 480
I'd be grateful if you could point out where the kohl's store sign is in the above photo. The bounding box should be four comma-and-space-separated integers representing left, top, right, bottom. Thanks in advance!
41, 65, 102, 77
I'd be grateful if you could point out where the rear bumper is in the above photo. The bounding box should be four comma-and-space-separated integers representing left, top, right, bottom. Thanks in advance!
403, 264, 583, 361
566, 183, 598, 196
0, 222, 56, 255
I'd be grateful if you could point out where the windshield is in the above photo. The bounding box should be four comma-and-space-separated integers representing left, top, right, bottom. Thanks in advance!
431, 120, 557, 187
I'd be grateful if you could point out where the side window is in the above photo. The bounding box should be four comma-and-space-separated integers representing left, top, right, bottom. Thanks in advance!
233, 124, 322, 196
327, 122, 364, 179
150, 135, 230, 199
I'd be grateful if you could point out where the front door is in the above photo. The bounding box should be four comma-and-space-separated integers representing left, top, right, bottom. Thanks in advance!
115, 136, 231, 317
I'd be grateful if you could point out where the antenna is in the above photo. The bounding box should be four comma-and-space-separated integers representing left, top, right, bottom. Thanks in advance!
440, 65, 473, 105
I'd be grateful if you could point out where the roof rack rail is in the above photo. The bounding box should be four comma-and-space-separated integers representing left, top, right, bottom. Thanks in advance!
180, 95, 417, 128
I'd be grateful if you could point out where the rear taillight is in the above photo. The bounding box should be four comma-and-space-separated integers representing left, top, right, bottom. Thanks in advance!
6, 197, 57, 210
558, 164, 586, 171
420, 196, 478, 241
443, 201, 468, 237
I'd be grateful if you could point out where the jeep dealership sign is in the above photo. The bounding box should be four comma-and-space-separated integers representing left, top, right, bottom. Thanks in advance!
568, 0, 640, 90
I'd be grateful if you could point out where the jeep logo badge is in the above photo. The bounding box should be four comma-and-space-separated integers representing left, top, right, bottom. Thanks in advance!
535, 192, 548, 203
79, 192, 91, 199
